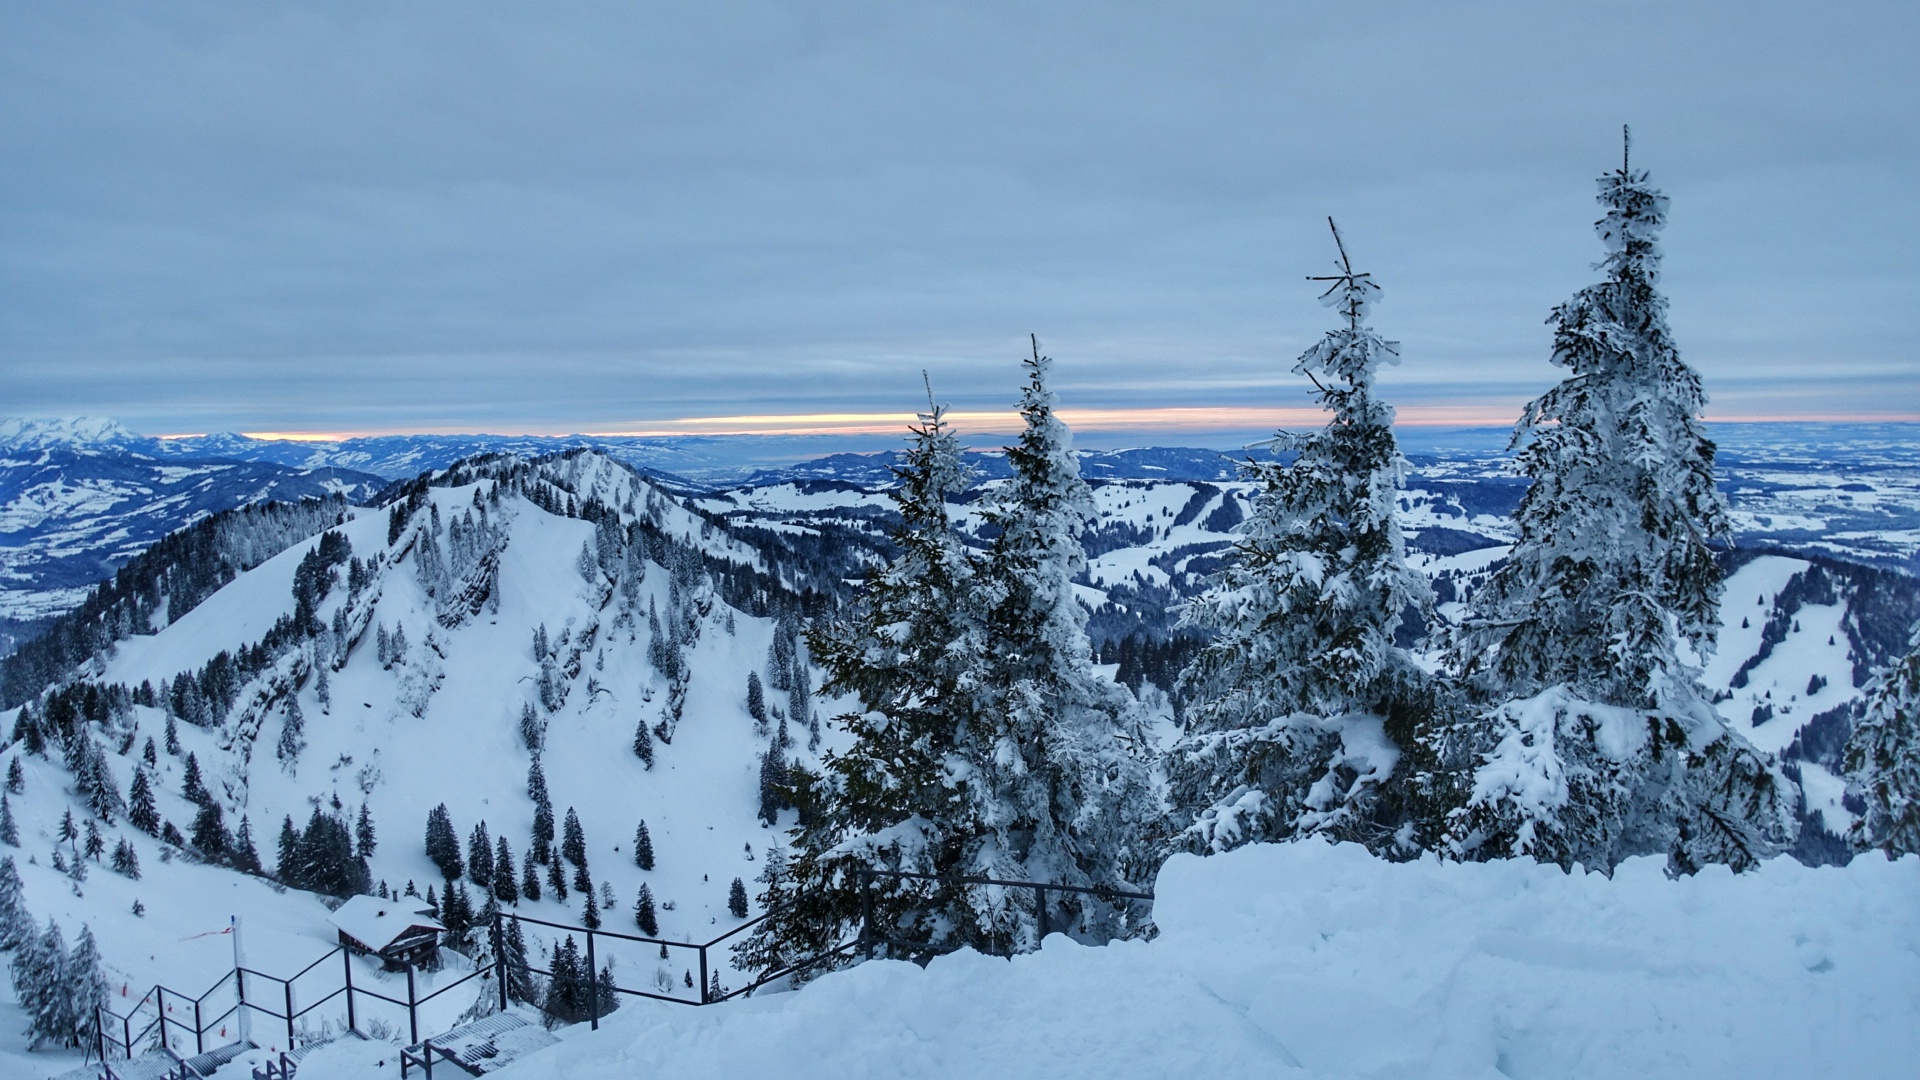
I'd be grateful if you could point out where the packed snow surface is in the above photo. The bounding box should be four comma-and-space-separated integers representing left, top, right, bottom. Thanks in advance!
288, 841, 1918, 1080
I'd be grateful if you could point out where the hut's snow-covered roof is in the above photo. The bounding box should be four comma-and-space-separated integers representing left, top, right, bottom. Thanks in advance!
327, 895, 446, 951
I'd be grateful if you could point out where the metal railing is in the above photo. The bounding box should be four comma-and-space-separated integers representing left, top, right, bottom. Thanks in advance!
99, 868, 1154, 1072
854, 868, 1156, 962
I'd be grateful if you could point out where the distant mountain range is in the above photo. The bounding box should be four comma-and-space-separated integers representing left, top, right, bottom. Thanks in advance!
4, 415, 1918, 654
0, 425, 390, 649
0, 417, 1262, 488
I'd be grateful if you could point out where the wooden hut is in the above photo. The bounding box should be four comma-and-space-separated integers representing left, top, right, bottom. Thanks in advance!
328, 895, 446, 969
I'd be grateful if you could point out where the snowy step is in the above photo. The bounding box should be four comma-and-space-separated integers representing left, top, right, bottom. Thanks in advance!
50, 1040, 248, 1080
247, 1031, 363, 1079
49, 1053, 174, 1080
403, 1011, 558, 1076
177, 1041, 253, 1077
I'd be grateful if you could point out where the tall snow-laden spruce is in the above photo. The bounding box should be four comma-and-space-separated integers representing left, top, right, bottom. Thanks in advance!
1170, 222, 1433, 854
1451, 133, 1726, 710
973, 340, 1158, 907
1846, 627, 1920, 857
1445, 134, 1793, 872
743, 356, 1154, 975
738, 391, 990, 978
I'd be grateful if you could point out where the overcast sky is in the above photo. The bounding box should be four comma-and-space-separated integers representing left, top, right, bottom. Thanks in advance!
2, 2, 1914, 442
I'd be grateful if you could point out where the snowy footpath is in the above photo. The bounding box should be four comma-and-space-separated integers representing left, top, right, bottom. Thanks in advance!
289, 841, 1918, 1080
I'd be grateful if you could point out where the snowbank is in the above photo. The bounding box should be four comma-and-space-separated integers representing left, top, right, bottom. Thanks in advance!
295, 842, 1919, 1080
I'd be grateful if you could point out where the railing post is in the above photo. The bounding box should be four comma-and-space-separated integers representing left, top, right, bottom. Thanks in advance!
493, 910, 509, 1013
406, 963, 419, 1047
283, 980, 294, 1051
585, 930, 598, 1029
1036, 885, 1050, 943
343, 949, 356, 1034
123, 1008, 132, 1059
422, 1039, 435, 1080
95, 1004, 107, 1065
234, 951, 246, 1049
155, 987, 166, 1053
193, 997, 204, 1055
859, 869, 873, 960
697, 943, 709, 1005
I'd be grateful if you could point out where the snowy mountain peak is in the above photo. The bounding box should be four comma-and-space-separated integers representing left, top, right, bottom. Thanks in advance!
0, 416, 155, 455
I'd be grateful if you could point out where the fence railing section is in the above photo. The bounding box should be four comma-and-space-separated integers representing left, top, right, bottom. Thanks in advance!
96, 869, 1154, 1069
855, 868, 1156, 962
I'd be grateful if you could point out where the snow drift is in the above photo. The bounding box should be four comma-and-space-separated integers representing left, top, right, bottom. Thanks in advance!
289, 840, 1920, 1080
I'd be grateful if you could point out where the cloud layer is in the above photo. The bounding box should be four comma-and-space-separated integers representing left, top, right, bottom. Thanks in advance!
2, 2, 1914, 434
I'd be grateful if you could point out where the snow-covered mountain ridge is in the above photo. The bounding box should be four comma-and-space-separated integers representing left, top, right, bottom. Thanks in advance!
0, 448, 867, 1073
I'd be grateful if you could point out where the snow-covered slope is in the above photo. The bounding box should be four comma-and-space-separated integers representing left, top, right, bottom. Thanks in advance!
0, 450, 854, 1074
285, 840, 1919, 1080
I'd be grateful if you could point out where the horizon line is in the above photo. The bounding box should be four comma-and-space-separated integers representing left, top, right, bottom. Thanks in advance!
137, 406, 1920, 443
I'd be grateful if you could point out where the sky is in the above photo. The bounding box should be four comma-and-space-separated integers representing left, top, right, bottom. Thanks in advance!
1, 2, 1915, 444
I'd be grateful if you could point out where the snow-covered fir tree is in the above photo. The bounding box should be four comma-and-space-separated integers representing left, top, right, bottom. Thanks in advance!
468, 822, 493, 889
632, 820, 654, 870
520, 855, 542, 901
1170, 223, 1433, 855
1442, 136, 1793, 872
111, 837, 140, 878
127, 769, 158, 835
633, 882, 658, 935
1846, 627, 1920, 857
757, 746, 789, 827
561, 807, 586, 867
746, 670, 767, 731
500, 916, 537, 1005
971, 341, 1159, 900
233, 816, 263, 875
746, 362, 1155, 975
425, 802, 463, 880
10, 917, 105, 1049
495, 836, 520, 904
181, 751, 207, 805
9, 919, 65, 1047
0, 857, 29, 949
740, 393, 994, 975
356, 802, 378, 858
1450, 134, 1726, 711
277, 698, 306, 765
63, 925, 110, 1046
520, 701, 544, 754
